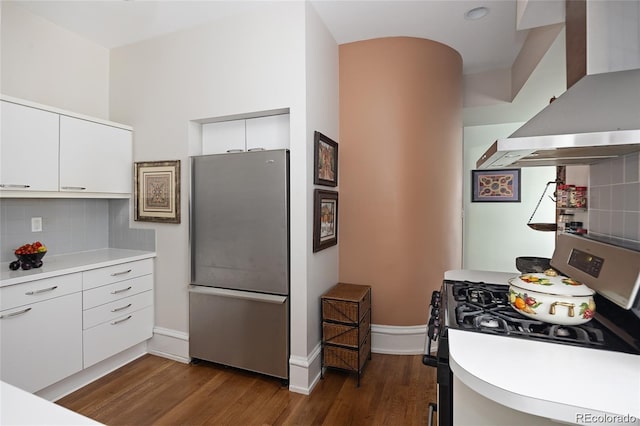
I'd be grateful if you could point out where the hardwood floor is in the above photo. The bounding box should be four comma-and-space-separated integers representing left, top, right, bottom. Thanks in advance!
57, 353, 437, 426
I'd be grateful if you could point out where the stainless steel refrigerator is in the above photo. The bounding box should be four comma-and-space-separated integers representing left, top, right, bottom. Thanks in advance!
188, 149, 289, 380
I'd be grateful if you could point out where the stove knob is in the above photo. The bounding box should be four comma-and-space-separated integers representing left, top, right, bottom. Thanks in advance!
431, 306, 439, 318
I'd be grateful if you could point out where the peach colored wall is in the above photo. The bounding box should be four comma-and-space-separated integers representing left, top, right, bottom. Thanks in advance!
339, 37, 463, 326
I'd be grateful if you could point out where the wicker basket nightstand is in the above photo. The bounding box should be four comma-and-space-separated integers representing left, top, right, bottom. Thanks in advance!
320, 282, 372, 386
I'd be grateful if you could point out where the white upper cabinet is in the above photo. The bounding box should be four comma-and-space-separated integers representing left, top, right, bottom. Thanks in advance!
59, 116, 132, 194
245, 114, 290, 151
202, 119, 246, 154
202, 113, 290, 155
0, 101, 59, 192
0, 96, 133, 198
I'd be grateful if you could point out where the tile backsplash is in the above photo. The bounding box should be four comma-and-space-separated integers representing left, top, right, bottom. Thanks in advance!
0, 198, 155, 262
589, 152, 640, 244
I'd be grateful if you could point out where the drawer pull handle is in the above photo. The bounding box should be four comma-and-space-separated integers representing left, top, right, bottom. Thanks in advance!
111, 303, 132, 313
111, 269, 132, 276
0, 184, 31, 188
111, 286, 132, 295
0, 307, 32, 319
60, 186, 87, 190
111, 315, 132, 325
25, 286, 58, 295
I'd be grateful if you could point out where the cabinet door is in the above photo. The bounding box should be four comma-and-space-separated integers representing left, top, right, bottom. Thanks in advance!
0, 101, 59, 192
202, 119, 246, 154
245, 114, 290, 151
0, 292, 82, 393
59, 116, 132, 194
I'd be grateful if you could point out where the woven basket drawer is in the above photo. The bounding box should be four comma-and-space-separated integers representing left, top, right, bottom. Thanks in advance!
323, 311, 370, 348
322, 286, 370, 324
324, 331, 371, 371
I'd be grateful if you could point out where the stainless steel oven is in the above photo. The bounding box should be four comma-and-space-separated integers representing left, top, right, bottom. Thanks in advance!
424, 234, 640, 426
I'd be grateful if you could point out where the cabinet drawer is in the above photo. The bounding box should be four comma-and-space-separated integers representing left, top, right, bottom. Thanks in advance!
0, 273, 82, 311
83, 274, 153, 309
83, 290, 153, 330
323, 309, 370, 348
82, 259, 153, 290
323, 331, 371, 372
321, 284, 371, 324
83, 305, 153, 368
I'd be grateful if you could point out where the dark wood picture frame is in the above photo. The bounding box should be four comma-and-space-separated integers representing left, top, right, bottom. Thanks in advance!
471, 168, 521, 202
134, 160, 181, 223
313, 131, 338, 187
313, 189, 339, 252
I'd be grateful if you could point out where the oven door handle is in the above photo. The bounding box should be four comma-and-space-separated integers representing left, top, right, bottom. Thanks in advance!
422, 353, 438, 367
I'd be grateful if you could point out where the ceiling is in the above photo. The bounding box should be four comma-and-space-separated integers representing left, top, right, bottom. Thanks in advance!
12, 0, 549, 74
7, 0, 567, 125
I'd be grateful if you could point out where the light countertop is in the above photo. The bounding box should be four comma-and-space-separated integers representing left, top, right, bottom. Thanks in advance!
445, 269, 640, 425
1, 381, 102, 425
1, 248, 156, 287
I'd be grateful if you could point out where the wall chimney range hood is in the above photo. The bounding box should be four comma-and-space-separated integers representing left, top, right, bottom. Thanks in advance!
477, 0, 640, 170
476, 68, 640, 169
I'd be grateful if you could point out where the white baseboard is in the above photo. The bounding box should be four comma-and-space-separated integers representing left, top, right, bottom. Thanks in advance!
148, 326, 190, 363
36, 343, 148, 402
288, 343, 322, 395
371, 324, 429, 355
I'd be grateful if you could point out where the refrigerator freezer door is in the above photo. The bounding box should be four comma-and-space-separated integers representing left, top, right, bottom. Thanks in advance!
190, 150, 289, 295
188, 285, 289, 379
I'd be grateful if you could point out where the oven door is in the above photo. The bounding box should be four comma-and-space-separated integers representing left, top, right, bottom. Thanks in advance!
423, 288, 452, 426
436, 333, 452, 426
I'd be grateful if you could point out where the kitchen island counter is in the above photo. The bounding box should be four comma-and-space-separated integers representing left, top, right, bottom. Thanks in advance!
0, 248, 156, 287
1, 380, 102, 425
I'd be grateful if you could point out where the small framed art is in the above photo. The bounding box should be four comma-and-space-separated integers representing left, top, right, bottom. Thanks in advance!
313, 131, 338, 187
313, 189, 338, 252
134, 160, 181, 223
471, 168, 521, 202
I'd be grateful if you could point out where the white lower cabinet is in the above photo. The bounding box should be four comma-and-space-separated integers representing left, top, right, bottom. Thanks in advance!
81, 259, 154, 368
0, 256, 154, 394
0, 275, 83, 393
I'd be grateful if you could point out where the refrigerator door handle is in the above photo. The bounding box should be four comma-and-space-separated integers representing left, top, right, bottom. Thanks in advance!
188, 285, 287, 304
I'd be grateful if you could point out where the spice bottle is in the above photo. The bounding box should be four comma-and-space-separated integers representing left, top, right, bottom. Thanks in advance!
575, 186, 587, 208
568, 185, 577, 208
557, 184, 568, 208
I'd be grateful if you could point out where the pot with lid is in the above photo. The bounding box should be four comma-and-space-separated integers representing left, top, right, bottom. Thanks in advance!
508, 272, 596, 325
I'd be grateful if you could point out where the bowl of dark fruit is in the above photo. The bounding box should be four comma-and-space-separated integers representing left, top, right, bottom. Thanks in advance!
10, 241, 47, 271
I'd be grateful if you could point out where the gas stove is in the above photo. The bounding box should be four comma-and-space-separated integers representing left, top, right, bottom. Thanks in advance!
445, 279, 639, 353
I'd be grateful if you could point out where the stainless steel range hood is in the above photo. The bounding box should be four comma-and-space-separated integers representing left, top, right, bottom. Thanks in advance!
477, 68, 640, 169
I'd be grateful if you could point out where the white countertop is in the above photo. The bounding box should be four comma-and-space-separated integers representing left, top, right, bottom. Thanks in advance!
1, 381, 102, 425
1, 248, 156, 287
445, 269, 640, 425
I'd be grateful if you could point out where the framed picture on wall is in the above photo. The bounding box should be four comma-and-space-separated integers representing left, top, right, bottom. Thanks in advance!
313, 131, 338, 187
471, 168, 521, 202
134, 160, 181, 223
313, 189, 338, 252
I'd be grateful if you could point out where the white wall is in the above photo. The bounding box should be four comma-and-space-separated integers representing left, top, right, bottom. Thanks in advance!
463, 124, 556, 272
0, 2, 109, 119
297, 3, 340, 391
109, 2, 336, 393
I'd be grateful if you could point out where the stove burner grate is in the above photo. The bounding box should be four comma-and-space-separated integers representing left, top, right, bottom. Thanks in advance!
451, 281, 607, 347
